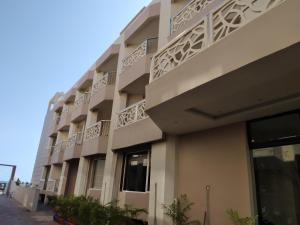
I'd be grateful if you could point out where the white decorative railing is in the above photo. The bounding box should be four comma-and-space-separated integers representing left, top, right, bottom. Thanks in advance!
84, 120, 110, 141
62, 104, 73, 114
46, 179, 58, 192
74, 92, 90, 108
92, 72, 116, 96
39, 179, 45, 190
117, 99, 148, 128
54, 141, 67, 153
121, 38, 158, 72
171, 0, 214, 34
66, 132, 84, 148
151, 0, 285, 81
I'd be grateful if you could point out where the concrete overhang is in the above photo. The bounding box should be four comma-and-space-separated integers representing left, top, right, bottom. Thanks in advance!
95, 44, 120, 72
75, 70, 94, 91
53, 100, 64, 112
63, 88, 76, 103
146, 0, 300, 134
123, 2, 160, 45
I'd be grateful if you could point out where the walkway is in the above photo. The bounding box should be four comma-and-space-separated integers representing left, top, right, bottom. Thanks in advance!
0, 195, 57, 225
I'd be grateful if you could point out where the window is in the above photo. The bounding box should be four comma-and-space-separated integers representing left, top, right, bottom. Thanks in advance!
88, 159, 105, 189
248, 111, 300, 149
122, 150, 150, 192
252, 145, 300, 225
248, 111, 300, 225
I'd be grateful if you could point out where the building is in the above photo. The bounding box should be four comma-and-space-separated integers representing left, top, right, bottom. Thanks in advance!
31, 0, 300, 224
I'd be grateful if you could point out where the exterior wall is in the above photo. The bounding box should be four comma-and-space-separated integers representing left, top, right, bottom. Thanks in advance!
176, 123, 253, 225
31, 93, 64, 185
28, 0, 295, 224
11, 182, 40, 211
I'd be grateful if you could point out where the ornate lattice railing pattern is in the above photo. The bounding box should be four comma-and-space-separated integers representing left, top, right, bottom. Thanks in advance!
39, 179, 45, 190
66, 132, 83, 149
171, 0, 214, 34
151, 0, 285, 81
121, 38, 158, 72
92, 72, 116, 96
54, 141, 67, 152
62, 104, 73, 114
46, 179, 58, 192
74, 92, 90, 108
117, 100, 148, 128
84, 120, 110, 141
53, 115, 60, 126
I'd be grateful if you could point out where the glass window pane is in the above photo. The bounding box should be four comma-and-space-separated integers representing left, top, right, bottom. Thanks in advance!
253, 144, 300, 225
123, 151, 148, 192
249, 112, 300, 147
92, 159, 105, 189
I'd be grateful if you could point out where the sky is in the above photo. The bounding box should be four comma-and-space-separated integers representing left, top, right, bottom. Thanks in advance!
0, 0, 151, 182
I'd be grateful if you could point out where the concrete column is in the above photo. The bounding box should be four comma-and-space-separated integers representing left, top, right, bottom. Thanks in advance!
57, 161, 69, 196
148, 136, 178, 225
158, 0, 172, 48
101, 35, 128, 204
74, 157, 90, 196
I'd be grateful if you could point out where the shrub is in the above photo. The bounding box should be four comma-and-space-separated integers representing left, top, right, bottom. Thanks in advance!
227, 209, 257, 225
48, 196, 147, 225
162, 194, 201, 225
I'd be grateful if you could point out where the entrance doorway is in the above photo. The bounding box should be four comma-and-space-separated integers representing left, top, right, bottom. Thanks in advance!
248, 111, 300, 225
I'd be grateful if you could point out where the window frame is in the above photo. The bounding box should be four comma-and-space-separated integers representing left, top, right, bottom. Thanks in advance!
121, 150, 151, 193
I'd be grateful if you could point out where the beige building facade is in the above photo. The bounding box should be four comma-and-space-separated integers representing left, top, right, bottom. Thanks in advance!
32, 0, 300, 224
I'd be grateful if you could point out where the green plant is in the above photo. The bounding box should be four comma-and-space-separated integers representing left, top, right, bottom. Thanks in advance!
227, 209, 257, 225
47, 196, 147, 225
162, 194, 201, 225
90, 203, 107, 225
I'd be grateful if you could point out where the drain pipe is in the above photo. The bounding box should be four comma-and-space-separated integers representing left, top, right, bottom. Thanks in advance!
154, 182, 157, 225
205, 185, 211, 225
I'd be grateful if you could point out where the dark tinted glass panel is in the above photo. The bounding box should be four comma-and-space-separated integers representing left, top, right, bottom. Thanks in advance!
253, 145, 300, 225
249, 112, 300, 148
123, 151, 148, 192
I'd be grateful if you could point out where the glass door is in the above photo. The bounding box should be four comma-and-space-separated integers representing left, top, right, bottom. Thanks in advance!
252, 145, 300, 225
248, 110, 300, 225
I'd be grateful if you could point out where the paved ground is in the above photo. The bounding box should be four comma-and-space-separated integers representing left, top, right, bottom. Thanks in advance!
0, 195, 57, 225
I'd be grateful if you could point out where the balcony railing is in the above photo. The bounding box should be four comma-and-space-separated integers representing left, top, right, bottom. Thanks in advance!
151, 0, 285, 81
48, 145, 55, 157
54, 141, 67, 153
66, 131, 84, 148
62, 104, 73, 114
121, 38, 158, 72
46, 179, 58, 192
91, 72, 116, 96
39, 179, 45, 190
74, 92, 90, 108
84, 120, 110, 141
171, 0, 214, 34
117, 99, 148, 128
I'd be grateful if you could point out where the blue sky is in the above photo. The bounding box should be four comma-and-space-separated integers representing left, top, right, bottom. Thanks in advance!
0, 0, 151, 182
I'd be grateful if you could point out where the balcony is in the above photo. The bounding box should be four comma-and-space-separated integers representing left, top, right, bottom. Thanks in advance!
51, 142, 67, 164
49, 116, 60, 137
146, 0, 300, 134
38, 179, 46, 190
57, 105, 73, 131
118, 38, 158, 93
71, 92, 90, 122
123, 2, 160, 44
112, 100, 162, 150
89, 72, 116, 110
63, 132, 83, 161
170, 0, 220, 39
46, 179, 58, 193
81, 120, 110, 157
